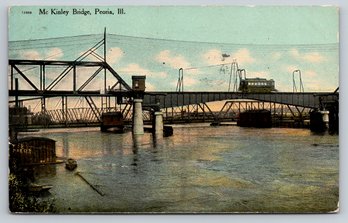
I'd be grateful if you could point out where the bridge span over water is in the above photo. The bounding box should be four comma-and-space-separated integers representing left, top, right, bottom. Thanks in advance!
8, 58, 337, 112
8, 57, 338, 127
8, 34, 338, 127
143, 91, 337, 110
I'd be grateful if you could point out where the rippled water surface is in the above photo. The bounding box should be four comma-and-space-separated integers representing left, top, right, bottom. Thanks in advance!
23, 124, 339, 213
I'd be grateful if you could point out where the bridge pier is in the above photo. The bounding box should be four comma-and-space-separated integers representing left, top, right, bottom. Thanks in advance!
321, 110, 329, 128
154, 111, 163, 136
132, 99, 144, 135
310, 110, 330, 133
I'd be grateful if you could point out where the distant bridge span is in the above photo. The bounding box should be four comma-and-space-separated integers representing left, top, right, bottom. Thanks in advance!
9, 90, 338, 110
143, 91, 338, 109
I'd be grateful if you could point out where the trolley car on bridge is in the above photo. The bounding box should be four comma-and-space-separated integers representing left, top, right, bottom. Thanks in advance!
238, 77, 276, 93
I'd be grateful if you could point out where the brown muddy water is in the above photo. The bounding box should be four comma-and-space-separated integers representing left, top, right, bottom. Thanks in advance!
20, 124, 339, 213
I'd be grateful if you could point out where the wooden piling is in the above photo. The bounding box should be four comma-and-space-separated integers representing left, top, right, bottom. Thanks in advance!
75, 172, 105, 196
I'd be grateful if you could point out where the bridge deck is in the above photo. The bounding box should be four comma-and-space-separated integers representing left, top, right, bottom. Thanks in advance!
9, 90, 338, 109
144, 91, 338, 109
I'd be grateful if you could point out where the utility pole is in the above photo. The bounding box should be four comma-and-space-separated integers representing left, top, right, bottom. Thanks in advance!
176, 68, 184, 92
228, 60, 238, 92
103, 27, 107, 94
292, 69, 304, 93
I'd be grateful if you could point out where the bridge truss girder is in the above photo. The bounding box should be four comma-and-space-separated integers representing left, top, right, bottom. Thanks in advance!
9, 59, 131, 94
218, 100, 312, 121
143, 91, 338, 110
21, 97, 317, 127
162, 102, 215, 123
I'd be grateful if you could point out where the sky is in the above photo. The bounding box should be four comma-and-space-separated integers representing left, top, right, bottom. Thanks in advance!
8, 6, 339, 94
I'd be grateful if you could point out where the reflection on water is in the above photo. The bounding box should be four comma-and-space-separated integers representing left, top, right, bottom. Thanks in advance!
62, 132, 69, 158
22, 125, 339, 213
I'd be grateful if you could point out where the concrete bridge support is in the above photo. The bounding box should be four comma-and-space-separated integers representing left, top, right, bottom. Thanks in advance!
132, 99, 144, 135
321, 110, 329, 128
154, 111, 163, 136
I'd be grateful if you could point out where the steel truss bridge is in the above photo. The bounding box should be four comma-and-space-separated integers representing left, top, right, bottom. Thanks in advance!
8, 33, 339, 128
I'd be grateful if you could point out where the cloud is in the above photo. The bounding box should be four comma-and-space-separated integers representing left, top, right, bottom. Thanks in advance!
54, 74, 73, 90
199, 78, 229, 89
184, 77, 198, 87
77, 47, 124, 64
77, 50, 100, 61
146, 82, 156, 91
246, 71, 270, 79
305, 70, 318, 78
20, 50, 41, 60
184, 68, 202, 75
302, 52, 325, 63
156, 50, 190, 69
289, 49, 325, 63
74, 67, 96, 84
304, 79, 335, 92
45, 47, 64, 60
170, 76, 197, 88
19, 47, 65, 60
153, 71, 168, 78
271, 52, 282, 61
278, 67, 331, 91
289, 49, 300, 58
231, 48, 255, 65
202, 49, 226, 65
120, 63, 168, 78
121, 63, 147, 74
284, 65, 299, 74
202, 48, 255, 66
43, 67, 106, 91
283, 66, 317, 78
155, 50, 201, 75
107, 47, 124, 64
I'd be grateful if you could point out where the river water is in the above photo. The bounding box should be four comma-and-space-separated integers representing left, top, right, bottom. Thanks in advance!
22, 124, 339, 213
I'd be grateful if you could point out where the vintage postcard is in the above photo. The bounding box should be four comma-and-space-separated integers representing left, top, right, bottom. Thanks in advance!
8, 6, 339, 213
